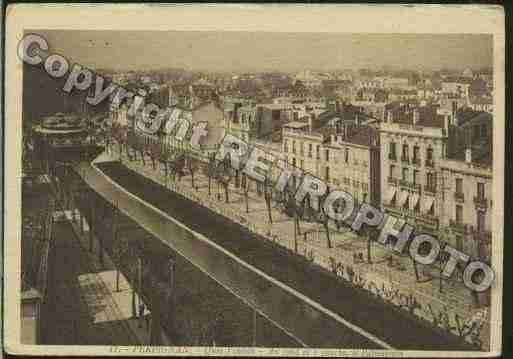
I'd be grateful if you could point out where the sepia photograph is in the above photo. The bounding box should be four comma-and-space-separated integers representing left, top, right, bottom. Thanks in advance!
4, 4, 505, 357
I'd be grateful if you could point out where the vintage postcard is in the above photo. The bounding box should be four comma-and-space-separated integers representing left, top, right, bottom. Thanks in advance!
3, 4, 505, 357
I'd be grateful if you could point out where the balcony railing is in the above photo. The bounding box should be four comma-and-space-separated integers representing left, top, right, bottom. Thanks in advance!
473, 196, 488, 210
388, 153, 397, 161
387, 177, 398, 185
449, 219, 470, 234
424, 185, 437, 195
425, 158, 435, 168
399, 179, 421, 192
454, 192, 465, 203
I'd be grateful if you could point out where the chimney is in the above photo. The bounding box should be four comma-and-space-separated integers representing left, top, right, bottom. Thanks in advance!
412, 109, 419, 125
465, 148, 472, 163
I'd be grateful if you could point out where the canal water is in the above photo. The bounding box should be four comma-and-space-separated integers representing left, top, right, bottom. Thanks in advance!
68, 160, 474, 350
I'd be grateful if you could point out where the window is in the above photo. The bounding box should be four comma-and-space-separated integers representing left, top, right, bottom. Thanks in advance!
292, 157, 297, 167
316, 145, 320, 159
413, 145, 420, 161
325, 167, 330, 182
389, 142, 397, 159
292, 140, 296, 154
402, 144, 409, 159
345, 148, 349, 163
456, 178, 463, 194
427, 172, 436, 189
456, 205, 463, 224
477, 211, 485, 232
413, 170, 419, 185
308, 143, 312, 158
427, 147, 433, 160
402, 167, 409, 181
284, 139, 288, 153
389, 164, 395, 178
428, 203, 435, 216
325, 149, 330, 162
300, 160, 304, 169
477, 182, 485, 199
300, 141, 304, 156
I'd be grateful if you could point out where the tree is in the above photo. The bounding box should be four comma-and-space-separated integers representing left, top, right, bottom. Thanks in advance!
126, 131, 137, 161
215, 158, 234, 203
148, 142, 161, 170
158, 148, 171, 177
134, 135, 146, 165
243, 178, 250, 213
202, 154, 217, 196
263, 176, 273, 224
169, 152, 186, 183
185, 154, 200, 190
111, 123, 123, 156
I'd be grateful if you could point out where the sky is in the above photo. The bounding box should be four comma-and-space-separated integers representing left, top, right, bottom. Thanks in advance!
33, 30, 493, 73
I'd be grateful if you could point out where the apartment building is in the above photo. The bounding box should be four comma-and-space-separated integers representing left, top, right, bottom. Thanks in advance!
439, 156, 492, 261
380, 102, 494, 259
380, 103, 449, 236
281, 102, 380, 205
440, 109, 493, 261
326, 125, 381, 206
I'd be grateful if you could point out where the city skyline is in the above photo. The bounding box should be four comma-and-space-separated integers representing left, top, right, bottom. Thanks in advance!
34, 30, 493, 73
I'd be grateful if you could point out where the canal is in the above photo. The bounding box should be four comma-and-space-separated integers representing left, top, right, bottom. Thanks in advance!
68, 159, 474, 350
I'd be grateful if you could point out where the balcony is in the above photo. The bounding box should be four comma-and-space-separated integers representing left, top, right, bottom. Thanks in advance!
411, 157, 421, 166
424, 185, 437, 195
454, 192, 465, 203
401, 156, 410, 164
425, 159, 435, 168
473, 196, 488, 210
399, 179, 421, 192
449, 219, 470, 234
388, 153, 397, 161
387, 177, 398, 186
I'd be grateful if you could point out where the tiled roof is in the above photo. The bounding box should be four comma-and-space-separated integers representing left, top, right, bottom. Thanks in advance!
388, 105, 444, 128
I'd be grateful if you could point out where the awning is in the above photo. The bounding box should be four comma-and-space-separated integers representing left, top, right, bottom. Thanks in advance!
397, 190, 409, 207
409, 193, 420, 210
421, 196, 435, 214
384, 187, 396, 205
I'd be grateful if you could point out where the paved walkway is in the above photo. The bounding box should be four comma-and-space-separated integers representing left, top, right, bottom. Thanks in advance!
44, 192, 151, 345
112, 148, 488, 349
